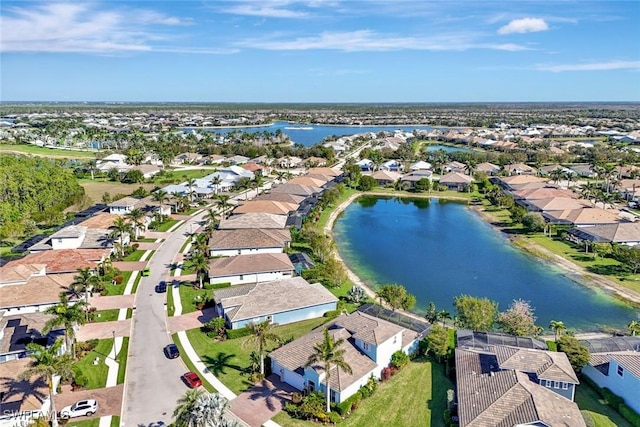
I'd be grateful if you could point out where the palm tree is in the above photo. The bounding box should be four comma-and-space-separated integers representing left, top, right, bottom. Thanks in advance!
549, 320, 566, 342
125, 208, 146, 240
215, 195, 232, 219
152, 189, 170, 214
251, 175, 264, 196
187, 178, 197, 202
628, 320, 640, 336
70, 267, 97, 320
204, 208, 220, 230
191, 252, 209, 289
437, 309, 451, 327
193, 233, 209, 256
305, 328, 353, 413
19, 339, 75, 427
210, 175, 222, 196
110, 216, 131, 257
174, 391, 238, 427
173, 388, 204, 426
43, 293, 88, 358
244, 320, 280, 377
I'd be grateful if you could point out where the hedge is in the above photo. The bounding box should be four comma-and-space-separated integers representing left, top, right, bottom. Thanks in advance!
209, 282, 232, 290
619, 403, 640, 426
336, 391, 362, 416
226, 327, 253, 340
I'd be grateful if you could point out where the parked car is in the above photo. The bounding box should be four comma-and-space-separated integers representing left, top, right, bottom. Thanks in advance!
141, 267, 151, 276
164, 343, 180, 359
182, 371, 202, 388
59, 399, 98, 419
156, 281, 167, 293
628, 201, 638, 209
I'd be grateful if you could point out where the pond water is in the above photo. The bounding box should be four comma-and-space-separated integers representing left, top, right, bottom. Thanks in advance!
182, 121, 436, 147
333, 196, 638, 331
424, 144, 473, 153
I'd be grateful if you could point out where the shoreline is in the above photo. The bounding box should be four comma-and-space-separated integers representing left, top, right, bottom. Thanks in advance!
324, 191, 640, 327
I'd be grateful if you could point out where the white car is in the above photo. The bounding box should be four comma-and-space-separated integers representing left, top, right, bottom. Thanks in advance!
59, 399, 98, 419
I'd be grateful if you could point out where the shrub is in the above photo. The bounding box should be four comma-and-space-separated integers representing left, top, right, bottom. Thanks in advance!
113, 276, 124, 284
209, 282, 231, 289
73, 373, 88, 389
324, 310, 340, 319
581, 411, 596, 427
291, 392, 303, 404
601, 387, 623, 408
359, 375, 377, 398
381, 367, 392, 381
327, 411, 342, 424
226, 327, 253, 340
390, 350, 410, 370
336, 392, 362, 416
619, 402, 640, 426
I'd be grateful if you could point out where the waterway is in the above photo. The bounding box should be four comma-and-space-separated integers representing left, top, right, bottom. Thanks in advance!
333, 196, 638, 331
182, 121, 437, 147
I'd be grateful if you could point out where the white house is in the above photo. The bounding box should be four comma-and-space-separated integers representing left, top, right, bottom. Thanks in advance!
208, 253, 295, 285
270, 311, 421, 404
208, 228, 291, 257
108, 197, 139, 215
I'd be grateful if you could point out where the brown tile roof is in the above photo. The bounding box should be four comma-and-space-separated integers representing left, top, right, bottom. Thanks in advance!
0, 273, 75, 309
513, 187, 576, 200
0, 264, 46, 284
0, 358, 49, 413
594, 351, 640, 378
526, 197, 592, 211
544, 208, 622, 225
217, 213, 288, 230
307, 167, 341, 177
332, 311, 404, 346
233, 200, 298, 215
491, 345, 579, 383
77, 213, 119, 229
498, 175, 548, 188
209, 228, 291, 250
571, 222, 640, 244
288, 176, 327, 187
371, 171, 401, 181
107, 196, 139, 207
208, 253, 294, 278
254, 192, 306, 204
4, 249, 110, 274
455, 349, 584, 427
439, 172, 474, 184
270, 183, 322, 196
212, 277, 337, 322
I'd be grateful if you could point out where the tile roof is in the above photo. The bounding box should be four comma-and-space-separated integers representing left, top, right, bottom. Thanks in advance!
288, 176, 327, 187
570, 222, 640, 244
455, 348, 584, 427
208, 253, 294, 277
254, 193, 307, 205
526, 197, 592, 211
332, 311, 404, 346
77, 213, 119, 229
544, 208, 622, 225
0, 273, 76, 309
439, 172, 474, 184
4, 249, 110, 274
590, 351, 640, 378
513, 187, 576, 200
307, 167, 342, 177
217, 213, 288, 230
270, 183, 322, 196
0, 358, 49, 413
0, 264, 46, 284
108, 196, 139, 207
212, 277, 338, 322
233, 200, 299, 215
209, 228, 291, 251
491, 345, 579, 383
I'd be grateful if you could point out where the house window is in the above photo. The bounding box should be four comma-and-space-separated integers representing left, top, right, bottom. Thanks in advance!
239, 275, 244, 280
308, 380, 315, 392
393, 336, 397, 344
617, 366, 624, 377
547, 380, 555, 388
554, 381, 560, 389
362, 342, 369, 351
562, 382, 569, 390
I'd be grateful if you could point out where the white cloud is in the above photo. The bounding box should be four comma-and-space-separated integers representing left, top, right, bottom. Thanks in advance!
220, 1, 309, 18
498, 18, 549, 35
236, 30, 529, 52
537, 61, 640, 72
0, 2, 188, 53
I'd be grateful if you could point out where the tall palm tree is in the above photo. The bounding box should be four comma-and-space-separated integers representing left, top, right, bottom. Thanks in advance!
70, 267, 98, 320
187, 178, 197, 202
437, 309, 451, 327
173, 388, 204, 426
152, 189, 170, 214
110, 216, 131, 257
19, 339, 75, 427
191, 252, 209, 289
204, 208, 219, 229
210, 175, 222, 196
549, 320, 566, 342
125, 208, 146, 240
215, 195, 232, 219
628, 320, 640, 336
244, 320, 280, 377
237, 177, 252, 200
251, 175, 264, 196
305, 328, 353, 413
193, 233, 209, 257
43, 293, 89, 358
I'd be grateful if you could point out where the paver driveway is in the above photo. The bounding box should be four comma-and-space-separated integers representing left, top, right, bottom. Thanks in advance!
229, 375, 297, 427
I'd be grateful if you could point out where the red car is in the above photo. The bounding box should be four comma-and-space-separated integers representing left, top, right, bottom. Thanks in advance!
182, 371, 202, 388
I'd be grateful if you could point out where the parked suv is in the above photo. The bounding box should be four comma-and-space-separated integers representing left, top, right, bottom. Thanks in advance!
156, 281, 167, 293
164, 344, 180, 359
59, 399, 98, 419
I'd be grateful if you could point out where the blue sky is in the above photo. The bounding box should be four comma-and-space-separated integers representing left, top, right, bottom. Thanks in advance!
1, 1, 639, 102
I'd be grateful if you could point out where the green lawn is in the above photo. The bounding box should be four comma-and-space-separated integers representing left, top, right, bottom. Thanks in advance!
130, 274, 141, 294
272, 358, 454, 427
65, 418, 101, 427
171, 332, 217, 393
0, 143, 97, 158
167, 282, 176, 317
105, 271, 132, 296
152, 168, 213, 184
178, 282, 210, 315
73, 339, 112, 389
156, 219, 179, 232
116, 337, 129, 384
186, 317, 329, 394
575, 381, 632, 427
123, 250, 146, 261
91, 309, 120, 323
316, 188, 359, 229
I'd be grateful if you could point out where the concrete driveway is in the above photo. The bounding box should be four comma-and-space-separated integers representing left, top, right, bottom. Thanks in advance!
229, 375, 297, 427
89, 294, 135, 310
166, 308, 217, 333
76, 319, 132, 341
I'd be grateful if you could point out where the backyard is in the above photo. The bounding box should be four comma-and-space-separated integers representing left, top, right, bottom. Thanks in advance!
575, 380, 633, 427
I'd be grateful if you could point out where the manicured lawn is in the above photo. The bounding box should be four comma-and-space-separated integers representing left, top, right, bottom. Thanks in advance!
1, 143, 97, 158
152, 168, 213, 184
272, 358, 454, 427
130, 274, 141, 294
110, 416, 120, 427
171, 332, 217, 393
186, 317, 329, 394
156, 219, 179, 232
73, 339, 112, 389
178, 282, 210, 315
91, 309, 120, 323
65, 418, 101, 427
167, 283, 176, 317
123, 250, 146, 261
575, 380, 632, 427
316, 188, 359, 229
105, 271, 132, 296
116, 337, 129, 385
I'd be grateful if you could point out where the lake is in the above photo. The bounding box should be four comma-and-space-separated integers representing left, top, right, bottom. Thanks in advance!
333, 196, 638, 331
425, 144, 473, 153
182, 121, 437, 147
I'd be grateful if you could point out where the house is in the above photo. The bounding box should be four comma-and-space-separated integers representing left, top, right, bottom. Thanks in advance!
356, 159, 373, 171
304, 157, 327, 167
569, 164, 598, 178
278, 156, 303, 168
270, 311, 423, 404
371, 170, 401, 186
0, 312, 66, 364
380, 160, 403, 172
27, 225, 115, 252
455, 346, 583, 427
288, 176, 328, 188
438, 172, 474, 191
208, 228, 291, 257
522, 197, 592, 212
212, 277, 338, 329
567, 222, 640, 247
505, 163, 538, 176
3, 249, 110, 274
543, 207, 622, 226
582, 340, 640, 414
98, 153, 127, 164
270, 183, 323, 197
444, 161, 466, 173
217, 213, 288, 230
208, 253, 295, 285
512, 187, 575, 201
107, 197, 139, 215
228, 155, 250, 165
307, 167, 342, 179
409, 160, 432, 171
0, 358, 50, 425
134, 164, 161, 179
254, 192, 306, 205
494, 175, 550, 192
539, 164, 574, 176
174, 152, 203, 164
232, 200, 299, 216
475, 162, 501, 175
400, 170, 433, 189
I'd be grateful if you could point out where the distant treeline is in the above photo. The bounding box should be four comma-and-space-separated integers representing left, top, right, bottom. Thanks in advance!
0, 155, 85, 236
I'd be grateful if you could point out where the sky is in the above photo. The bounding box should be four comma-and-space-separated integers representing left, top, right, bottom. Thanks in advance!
1, 1, 639, 103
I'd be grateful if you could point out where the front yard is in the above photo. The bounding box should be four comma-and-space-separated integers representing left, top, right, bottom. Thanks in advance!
272, 358, 454, 427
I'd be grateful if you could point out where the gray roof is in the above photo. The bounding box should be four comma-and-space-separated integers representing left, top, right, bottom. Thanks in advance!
209, 228, 290, 250
569, 223, 640, 244
212, 277, 337, 322
208, 253, 294, 277
217, 213, 288, 230
490, 345, 579, 384
455, 348, 585, 427
270, 183, 322, 196
108, 196, 139, 207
